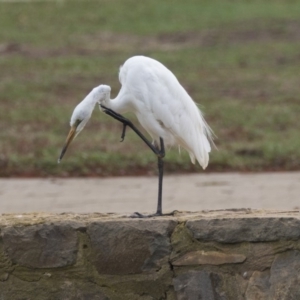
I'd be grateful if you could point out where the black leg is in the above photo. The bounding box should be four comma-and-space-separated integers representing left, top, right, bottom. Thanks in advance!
156, 137, 165, 215
100, 105, 160, 155
100, 105, 173, 218
120, 123, 127, 142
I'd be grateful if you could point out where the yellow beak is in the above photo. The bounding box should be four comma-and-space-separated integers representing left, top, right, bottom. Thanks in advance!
58, 125, 77, 163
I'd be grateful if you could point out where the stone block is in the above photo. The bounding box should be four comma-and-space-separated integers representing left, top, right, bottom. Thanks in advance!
173, 270, 215, 300
2, 223, 78, 268
270, 250, 300, 300
187, 217, 300, 243
0, 275, 109, 300
87, 219, 177, 275
173, 250, 246, 266
245, 270, 270, 300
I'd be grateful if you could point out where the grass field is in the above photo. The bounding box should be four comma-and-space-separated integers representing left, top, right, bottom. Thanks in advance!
0, 0, 300, 177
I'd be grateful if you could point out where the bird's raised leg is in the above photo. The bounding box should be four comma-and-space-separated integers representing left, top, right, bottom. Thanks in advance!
100, 105, 173, 218
100, 104, 159, 154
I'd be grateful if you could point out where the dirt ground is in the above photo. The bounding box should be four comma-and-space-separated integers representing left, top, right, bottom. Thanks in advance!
0, 172, 299, 214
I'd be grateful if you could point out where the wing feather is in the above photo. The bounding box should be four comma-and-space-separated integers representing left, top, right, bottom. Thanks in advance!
119, 56, 214, 169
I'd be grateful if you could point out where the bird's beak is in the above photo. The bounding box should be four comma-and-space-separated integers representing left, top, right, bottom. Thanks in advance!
58, 125, 77, 163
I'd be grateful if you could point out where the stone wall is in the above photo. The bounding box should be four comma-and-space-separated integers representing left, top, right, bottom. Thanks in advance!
0, 210, 299, 299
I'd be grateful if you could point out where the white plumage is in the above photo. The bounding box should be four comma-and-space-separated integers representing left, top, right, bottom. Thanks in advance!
99, 56, 213, 169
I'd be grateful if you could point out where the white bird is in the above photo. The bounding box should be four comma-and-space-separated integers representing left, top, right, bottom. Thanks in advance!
58, 56, 214, 217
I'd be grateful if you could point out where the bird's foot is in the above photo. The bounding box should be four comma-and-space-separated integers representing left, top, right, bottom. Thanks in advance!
130, 210, 178, 218
130, 212, 161, 218
120, 123, 127, 142
100, 105, 132, 142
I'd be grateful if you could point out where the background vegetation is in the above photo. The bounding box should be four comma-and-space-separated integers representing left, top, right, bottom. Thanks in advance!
0, 0, 300, 177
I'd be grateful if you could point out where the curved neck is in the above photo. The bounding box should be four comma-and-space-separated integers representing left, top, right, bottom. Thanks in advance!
79, 89, 107, 113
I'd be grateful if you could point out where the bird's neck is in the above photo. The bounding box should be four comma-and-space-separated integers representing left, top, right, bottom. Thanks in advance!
83, 89, 104, 107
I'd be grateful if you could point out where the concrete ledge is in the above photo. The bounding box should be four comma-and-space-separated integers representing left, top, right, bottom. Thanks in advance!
0, 210, 300, 299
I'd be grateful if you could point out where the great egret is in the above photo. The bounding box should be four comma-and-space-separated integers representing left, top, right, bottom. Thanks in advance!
58, 56, 214, 217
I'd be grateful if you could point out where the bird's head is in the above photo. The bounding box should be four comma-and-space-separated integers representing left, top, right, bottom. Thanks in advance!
58, 85, 111, 163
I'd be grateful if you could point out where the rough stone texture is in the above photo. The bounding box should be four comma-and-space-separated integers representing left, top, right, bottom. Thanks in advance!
0, 210, 299, 299
173, 270, 245, 300
0, 275, 110, 300
1, 223, 78, 268
269, 250, 300, 300
173, 250, 246, 266
187, 216, 300, 243
87, 219, 177, 275
173, 270, 216, 300
245, 270, 270, 300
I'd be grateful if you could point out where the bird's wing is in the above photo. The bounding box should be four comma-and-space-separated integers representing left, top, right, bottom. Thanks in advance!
155, 82, 212, 168
120, 56, 213, 169
146, 64, 213, 169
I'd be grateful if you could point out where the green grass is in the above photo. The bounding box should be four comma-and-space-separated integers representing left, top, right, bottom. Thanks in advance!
0, 0, 300, 176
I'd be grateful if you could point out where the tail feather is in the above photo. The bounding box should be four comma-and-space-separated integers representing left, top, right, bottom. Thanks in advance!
190, 112, 214, 169
194, 134, 210, 169
175, 117, 213, 169
189, 152, 196, 164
